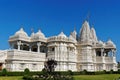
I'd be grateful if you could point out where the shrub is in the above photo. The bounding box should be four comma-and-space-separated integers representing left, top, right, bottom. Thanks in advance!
67, 70, 73, 75
118, 69, 120, 74
110, 69, 113, 74
23, 75, 33, 80
7, 72, 24, 76
72, 72, 80, 75
41, 68, 48, 75
82, 69, 87, 75
24, 68, 30, 75
2, 68, 7, 76
103, 70, 106, 74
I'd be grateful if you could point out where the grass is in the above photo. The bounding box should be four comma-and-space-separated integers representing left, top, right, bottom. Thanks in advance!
0, 74, 119, 80
73, 74, 120, 80
0, 76, 22, 80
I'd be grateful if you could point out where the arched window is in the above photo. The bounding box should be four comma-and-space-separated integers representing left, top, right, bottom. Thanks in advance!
31, 45, 37, 52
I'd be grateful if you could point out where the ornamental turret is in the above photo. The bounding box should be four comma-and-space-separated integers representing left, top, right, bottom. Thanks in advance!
15, 28, 28, 37
71, 29, 77, 40
58, 31, 67, 38
9, 28, 30, 42
31, 29, 47, 42
90, 27, 98, 43
106, 39, 116, 48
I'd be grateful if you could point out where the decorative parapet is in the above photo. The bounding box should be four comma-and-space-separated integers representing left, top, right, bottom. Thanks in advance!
47, 36, 76, 43
31, 37, 47, 42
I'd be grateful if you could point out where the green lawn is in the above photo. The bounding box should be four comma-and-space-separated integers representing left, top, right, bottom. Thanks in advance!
73, 74, 120, 80
0, 74, 120, 80
0, 76, 22, 80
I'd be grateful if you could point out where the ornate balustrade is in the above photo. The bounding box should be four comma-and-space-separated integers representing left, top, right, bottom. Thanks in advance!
96, 57, 114, 63
7, 49, 46, 61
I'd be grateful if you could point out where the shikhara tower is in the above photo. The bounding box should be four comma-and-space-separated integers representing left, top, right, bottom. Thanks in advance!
0, 20, 117, 71
77, 21, 117, 71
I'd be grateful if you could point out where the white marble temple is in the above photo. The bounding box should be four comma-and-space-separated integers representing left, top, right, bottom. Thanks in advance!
0, 20, 117, 71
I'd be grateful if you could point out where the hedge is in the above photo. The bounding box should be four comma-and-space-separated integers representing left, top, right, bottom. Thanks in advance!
0, 70, 120, 76
0, 71, 43, 76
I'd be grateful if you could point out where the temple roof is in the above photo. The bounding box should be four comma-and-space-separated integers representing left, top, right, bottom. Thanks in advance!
98, 40, 104, 46
15, 28, 28, 37
58, 31, 67, 38
34, 30, 46, 39
30, 32, 35, 37
106, 39, 116, 48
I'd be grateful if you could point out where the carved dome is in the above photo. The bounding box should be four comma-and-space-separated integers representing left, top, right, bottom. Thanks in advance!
30, 32, 35, 38
99, 40, 104, 45
58, 32, 67, 38
69, 35, 76, 42
97, 40, 105, 47
15, 28, 28, 37
34, 30, 45, 38
106, 39, 116, 48
69, 35, 74, 40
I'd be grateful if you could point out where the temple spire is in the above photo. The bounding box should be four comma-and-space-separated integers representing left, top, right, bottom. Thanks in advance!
90, 26, 98, 42
79, 20, 91, 43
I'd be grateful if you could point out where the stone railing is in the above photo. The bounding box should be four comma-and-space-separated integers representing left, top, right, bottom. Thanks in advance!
96, 57, 114, 63
7, 49, 46, 62
96, 57, 103, 63
105, 57, 113, 63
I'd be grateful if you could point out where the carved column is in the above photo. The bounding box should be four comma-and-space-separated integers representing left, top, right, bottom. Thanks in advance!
17, 41, 21, 50
101, 48, 104, 57
37, 42, 41, 53
29, 45, 31, 52
112, 49, 116, 63
101, 48, 105, 70
112, 49, 116, 57
67, 47, 70, 71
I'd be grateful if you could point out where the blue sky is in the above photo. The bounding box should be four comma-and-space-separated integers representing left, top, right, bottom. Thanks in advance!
0, 0, 120, 61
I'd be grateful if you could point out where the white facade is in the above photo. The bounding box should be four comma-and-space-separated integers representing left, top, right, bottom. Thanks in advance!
0, 20, 117, 71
